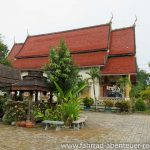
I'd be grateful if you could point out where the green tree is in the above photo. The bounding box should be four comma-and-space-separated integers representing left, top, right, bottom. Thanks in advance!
44, 39, 80, 105
86, 67, 101, 110
116, 76, 131, 98
130, 70, 150, 98
0, 35, 11, 66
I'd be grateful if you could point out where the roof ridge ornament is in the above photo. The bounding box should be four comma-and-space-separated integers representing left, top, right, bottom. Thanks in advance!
133, 15, 137, 26
27, 29, 29, 36
109, 13, 114, 23
14, 36, 16, 44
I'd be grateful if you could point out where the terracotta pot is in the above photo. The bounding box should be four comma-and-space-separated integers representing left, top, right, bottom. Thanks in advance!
20, 121, 26, 127
16, 121, 21, 126
26, 121, 34, 128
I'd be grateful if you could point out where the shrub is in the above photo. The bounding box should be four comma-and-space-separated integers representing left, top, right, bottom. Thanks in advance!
32, 107, 44, 122
115, 100, 131, 112
0, 96, 7, 117
103, 100, 114, 107
61, 100, 80, 126
140, 87, 150, 100
140, 88, 150, 108
135, 99, 147, 111
32, 101, 48, 114
83, 97, 94, 107
2, 100, 28, 124
45, 106, 62, 121
33, 105, 62, 122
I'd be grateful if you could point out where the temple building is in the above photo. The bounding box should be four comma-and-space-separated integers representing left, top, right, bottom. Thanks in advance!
8, 22, 137, 100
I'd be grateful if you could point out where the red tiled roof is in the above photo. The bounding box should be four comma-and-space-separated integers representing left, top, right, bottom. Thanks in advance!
12, 51, 107, 69
8, 24, 137, 75
16, 24, 110, 58
8, 43, 23, 62
72, 51, 107, 67
12, 57, 49, 69
109, 27, 135, 55
102, 56, 137, 75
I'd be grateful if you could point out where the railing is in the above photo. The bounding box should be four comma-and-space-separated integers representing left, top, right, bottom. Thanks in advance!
98, 97, 125, 101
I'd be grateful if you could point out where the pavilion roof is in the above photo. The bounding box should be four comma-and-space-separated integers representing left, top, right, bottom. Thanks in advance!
12, 79, 48, 91
12, 71, 48, 91
0, 64, 20, 88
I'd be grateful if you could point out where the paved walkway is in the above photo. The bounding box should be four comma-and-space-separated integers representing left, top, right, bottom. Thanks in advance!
0, 112, 150, 150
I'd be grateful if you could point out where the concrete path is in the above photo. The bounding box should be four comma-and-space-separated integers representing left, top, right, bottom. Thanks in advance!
0, 112, 150, 150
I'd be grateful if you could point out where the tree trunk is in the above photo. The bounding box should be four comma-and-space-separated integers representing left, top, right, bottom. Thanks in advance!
122, 88, 125, 99
48, 92, 53, 108
93, 80, 97, 111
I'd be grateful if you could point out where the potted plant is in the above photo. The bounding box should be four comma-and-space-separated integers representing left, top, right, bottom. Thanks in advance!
83, 97, 94, 109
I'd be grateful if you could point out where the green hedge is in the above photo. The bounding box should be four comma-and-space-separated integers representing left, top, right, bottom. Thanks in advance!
135, 99, 147, 111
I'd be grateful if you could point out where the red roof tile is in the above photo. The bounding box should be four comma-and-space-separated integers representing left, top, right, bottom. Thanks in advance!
8, 43, 23, 62
16, 24, 110, 58
8, 24, 137, 75
109, 27, 135, 55
102, 56, 137, 75
72, 51, 107, 67
12, 57, 49, 69
12, 51, 107, 69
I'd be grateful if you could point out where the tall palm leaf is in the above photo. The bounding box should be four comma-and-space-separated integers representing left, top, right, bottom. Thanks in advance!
86, 67, 101, 110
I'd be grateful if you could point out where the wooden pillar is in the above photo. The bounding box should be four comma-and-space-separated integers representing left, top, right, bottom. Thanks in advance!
100, 86, 104, 97
125, 74, 131, 99
103, 85, 107, 97
35, 91, 38, 103
13, 91, 17, 101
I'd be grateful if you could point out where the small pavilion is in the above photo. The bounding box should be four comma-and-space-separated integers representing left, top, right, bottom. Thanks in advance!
11, 70, 48, 102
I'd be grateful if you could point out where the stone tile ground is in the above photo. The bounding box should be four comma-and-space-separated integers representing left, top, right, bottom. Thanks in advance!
0, 112, 150, 150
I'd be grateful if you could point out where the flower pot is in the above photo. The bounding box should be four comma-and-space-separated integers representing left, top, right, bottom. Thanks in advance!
16, 121, 21, 126
20, 121, 26, 127
26, 121, 34, 128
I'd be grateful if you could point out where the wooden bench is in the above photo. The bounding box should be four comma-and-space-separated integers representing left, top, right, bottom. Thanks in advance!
72, 116, 87, 130
42, 120, 64, 131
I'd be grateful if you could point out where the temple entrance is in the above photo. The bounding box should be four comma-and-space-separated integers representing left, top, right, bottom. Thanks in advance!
100, 75, 131, 98
105, 85, 122, 97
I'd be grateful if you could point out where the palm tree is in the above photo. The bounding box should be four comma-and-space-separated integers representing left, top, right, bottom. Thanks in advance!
116, 76, 131, 98
86, 68, 101, 110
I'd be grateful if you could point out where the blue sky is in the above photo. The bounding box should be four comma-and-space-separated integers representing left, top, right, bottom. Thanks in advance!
0, 0, 150, 72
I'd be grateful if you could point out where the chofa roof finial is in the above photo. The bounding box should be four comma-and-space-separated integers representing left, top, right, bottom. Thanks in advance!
27, 28, 29, 36
133, 15, 137, 26
109, 12, 114, 23
14, 36, 16, 44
